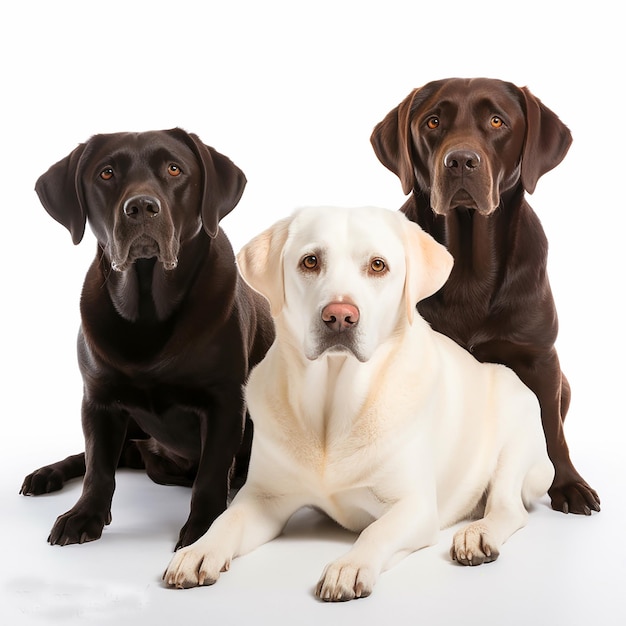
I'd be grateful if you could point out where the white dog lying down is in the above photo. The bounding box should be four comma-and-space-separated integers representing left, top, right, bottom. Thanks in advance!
164, 206, 554, 601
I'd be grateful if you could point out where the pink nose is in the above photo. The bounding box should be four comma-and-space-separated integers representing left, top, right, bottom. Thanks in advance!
321, 302, 360, 332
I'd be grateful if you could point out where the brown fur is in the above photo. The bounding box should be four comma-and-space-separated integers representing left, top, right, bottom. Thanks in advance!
371, 78, 599, 515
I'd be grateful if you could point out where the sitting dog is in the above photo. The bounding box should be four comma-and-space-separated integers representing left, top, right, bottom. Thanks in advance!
20, 128, 274, 549
370, 77, 599, 515
163, 206, 554, 601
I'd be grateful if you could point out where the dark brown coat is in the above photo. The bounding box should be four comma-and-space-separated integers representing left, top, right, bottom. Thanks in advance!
21, 129, 274, 547
371, 78, 599, 515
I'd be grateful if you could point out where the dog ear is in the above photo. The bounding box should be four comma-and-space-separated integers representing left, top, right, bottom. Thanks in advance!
237, 216, 292, 317
171, 129, 247, 238
401, 217, 453, 324
35, 143, 88, 245
520, 87, 573, 194
371, 89, 420, 195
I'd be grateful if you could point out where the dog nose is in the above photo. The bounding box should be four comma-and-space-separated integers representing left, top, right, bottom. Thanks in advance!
444, 149, 481, 172
123, 195, 161, 218
322, 302, 360, 332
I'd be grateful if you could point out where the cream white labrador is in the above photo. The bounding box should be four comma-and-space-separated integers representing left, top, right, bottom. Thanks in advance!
163, 206, 554, 601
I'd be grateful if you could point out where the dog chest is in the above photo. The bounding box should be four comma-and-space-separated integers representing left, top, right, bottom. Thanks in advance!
249, 384, 422, 534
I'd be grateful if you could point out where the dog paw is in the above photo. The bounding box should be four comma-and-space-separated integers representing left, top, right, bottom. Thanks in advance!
48, 508, 112, 546
549, 479, 601, 516
315, 561, 375, 602
163, 546, 230, 589
450, 522, 500, 566
20, 467, 65, 495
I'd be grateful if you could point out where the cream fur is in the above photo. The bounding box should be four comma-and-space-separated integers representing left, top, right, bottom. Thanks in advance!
163, 206, 553, 601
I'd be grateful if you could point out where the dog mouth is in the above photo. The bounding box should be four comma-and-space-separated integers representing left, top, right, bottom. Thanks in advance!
431, 186, 497, 216
306, 333, 369, 363
110, 234, 179, 272
449, 189, 480, 210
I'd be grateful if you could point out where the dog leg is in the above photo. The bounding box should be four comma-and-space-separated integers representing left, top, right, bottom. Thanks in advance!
163, 487, 296, 589
47, 404, 129, 546
516, 357, 600, 514
547, 372, 600, 514
21, 423, 152, 497
450, 447, 552, 566
175, 389, 248, 549
20, 453, 86, 495
315, 497, 437, 602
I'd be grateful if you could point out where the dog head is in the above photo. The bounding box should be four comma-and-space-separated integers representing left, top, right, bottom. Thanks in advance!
371, 77, 572, 215
35, 128, 246, 271
237, 206, 453, 363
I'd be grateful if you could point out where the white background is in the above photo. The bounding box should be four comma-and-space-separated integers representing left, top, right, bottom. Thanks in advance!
2, 1, 624, 624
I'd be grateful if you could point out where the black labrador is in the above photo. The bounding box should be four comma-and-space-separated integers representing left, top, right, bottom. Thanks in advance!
371, 78, 600, 515
21, 128, 275, 548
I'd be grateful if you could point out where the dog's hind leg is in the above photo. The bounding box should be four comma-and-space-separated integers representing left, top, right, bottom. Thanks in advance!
21, 417, 150, 496
20, 453, 86, 495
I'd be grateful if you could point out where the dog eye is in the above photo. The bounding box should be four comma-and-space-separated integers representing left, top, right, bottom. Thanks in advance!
301, 255, 318, 270
426, 116, 440, 130
100, 167, 114, 180
369, 258, 387, 273
167, 164, 182, 177
490, 116, 504, 128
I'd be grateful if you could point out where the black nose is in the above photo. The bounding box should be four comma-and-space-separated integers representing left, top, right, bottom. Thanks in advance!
123, 195, 161, 218
444, 150, 481, 172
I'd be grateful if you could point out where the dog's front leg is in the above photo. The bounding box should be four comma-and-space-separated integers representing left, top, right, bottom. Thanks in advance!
48, 401, 129, 545
450, 437, 554, 566
315, 497, 438, 602
164, 486, 295, 589
513, 352, 600, 515
175, 388, 247, 549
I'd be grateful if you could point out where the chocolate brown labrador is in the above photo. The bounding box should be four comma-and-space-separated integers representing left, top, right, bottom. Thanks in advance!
371, 77, 599, 515
20, 128, 275, 548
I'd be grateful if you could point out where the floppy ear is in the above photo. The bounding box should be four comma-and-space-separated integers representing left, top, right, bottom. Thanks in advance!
170, 128, 247, 238
35, 143, 88, 244
401, 217, 453, 324
519, 87, 573, 194
370, 88, 420, 195
237, 216, 292, 317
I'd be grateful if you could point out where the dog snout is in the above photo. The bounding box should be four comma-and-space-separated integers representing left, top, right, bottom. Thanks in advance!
322, 302, 360, 333
123, 195, 162, 219
444, 149, 481, 173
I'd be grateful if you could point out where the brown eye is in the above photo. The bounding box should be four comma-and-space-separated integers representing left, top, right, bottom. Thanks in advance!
370, 258, 386, 273
100, 167, 114, 180
490, 116, 503, 128
301, 255, 318, 270
426, 116, 439, 129
167, 163, 182, 176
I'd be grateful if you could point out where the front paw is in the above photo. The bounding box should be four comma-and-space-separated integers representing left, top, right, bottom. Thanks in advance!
48, 508, 112, 546
315, 560, 375, 602
549, 479, 601, 516
163, 545, 230, 589
450, 521, 500, 566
